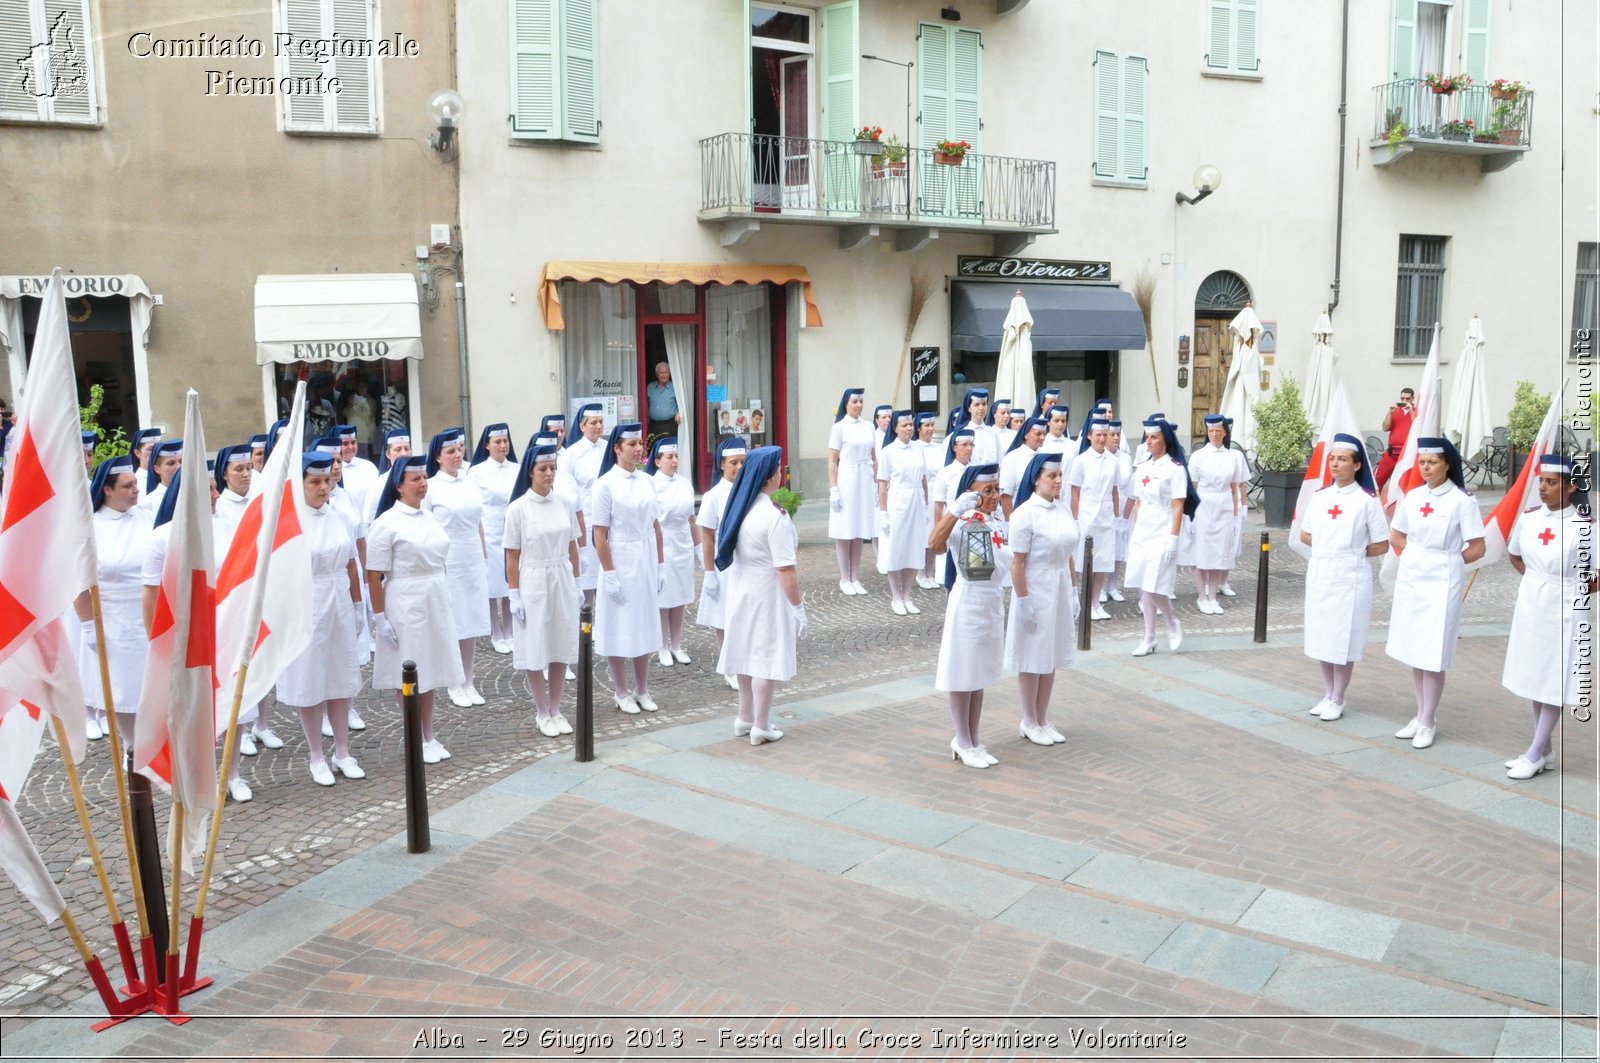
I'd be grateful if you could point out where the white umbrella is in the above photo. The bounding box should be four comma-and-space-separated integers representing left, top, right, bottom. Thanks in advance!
1216, 304, 1263, 453
1303, 311, 1336, 430
994, 290, 1035, 415
1443, 315, 1492, 461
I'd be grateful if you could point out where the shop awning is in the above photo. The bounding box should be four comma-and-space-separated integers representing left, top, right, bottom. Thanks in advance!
538, 261, 823, 329
950, 282, 1146, 352
254, 274, 422, 364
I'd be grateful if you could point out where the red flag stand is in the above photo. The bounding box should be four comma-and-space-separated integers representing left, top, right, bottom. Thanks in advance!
179, 915, 214, 995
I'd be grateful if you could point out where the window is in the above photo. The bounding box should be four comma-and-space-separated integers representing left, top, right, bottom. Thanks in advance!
1390, 0, 1490, 83
0, 0, 98, 124
1091, 50, 1147, 185
275, 0, 380, 135
1205, 0, 1260, 75
510, 0, 599, 142
1394, 235, 1446, 359
1575, 243, 1598, 357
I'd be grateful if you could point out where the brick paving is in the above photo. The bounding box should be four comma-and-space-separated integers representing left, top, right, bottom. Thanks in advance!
2, 497, 1594, 1061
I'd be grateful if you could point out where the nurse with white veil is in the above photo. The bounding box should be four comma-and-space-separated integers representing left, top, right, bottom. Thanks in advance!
827, 388, 876, 594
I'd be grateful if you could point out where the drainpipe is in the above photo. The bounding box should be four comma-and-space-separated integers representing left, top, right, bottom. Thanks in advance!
455, 248, 471, 437
1329, 0, 1350, 313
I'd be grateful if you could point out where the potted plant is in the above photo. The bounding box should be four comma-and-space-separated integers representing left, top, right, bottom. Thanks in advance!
771, 486, 803, 516
1439, 118, 1475, 141
874, 134, 907, 174
1251, 377, 1314, 528
1423, 72, 1471, 94
1387, 121, 1409, 147
933, 139, 971, 165
1488, 78, 1526, 100
853, 125, 884, 155
1506, 380, 1551, 484
1490, 100, 1523, 144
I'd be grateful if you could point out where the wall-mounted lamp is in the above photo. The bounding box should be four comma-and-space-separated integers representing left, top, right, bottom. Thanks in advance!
1174, 164, 1222, 205
428, 88, 464, 157
940, 6, 961, 21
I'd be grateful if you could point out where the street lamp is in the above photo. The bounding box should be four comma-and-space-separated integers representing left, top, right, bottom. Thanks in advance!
428, 88, 464, 157
1175, 164, 1222, 205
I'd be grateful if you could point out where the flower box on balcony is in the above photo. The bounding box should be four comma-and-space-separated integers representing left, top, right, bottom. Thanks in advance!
934, 151, 964, 165
853, 139, 884, 157
1498, 128, 1523, 146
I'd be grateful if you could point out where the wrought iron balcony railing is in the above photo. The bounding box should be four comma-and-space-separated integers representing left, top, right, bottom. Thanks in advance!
699, 132, 1055, 230
1371, 79, 1534, 159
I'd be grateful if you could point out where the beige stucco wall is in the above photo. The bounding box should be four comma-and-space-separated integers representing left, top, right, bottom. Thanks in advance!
0, 0, 461, 445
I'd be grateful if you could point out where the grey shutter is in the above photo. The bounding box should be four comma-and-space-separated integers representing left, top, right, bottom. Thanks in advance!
331, 0, 377, 132
38, 0, 95, 122
281, 0, 330, 130
0, 0, 44, 120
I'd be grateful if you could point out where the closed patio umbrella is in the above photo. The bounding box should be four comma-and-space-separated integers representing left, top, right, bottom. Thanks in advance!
1303, 311, 1336, 430
1443, 315, 1492, 462
993, 290, 1036, 416
1216, 304, 1263, 453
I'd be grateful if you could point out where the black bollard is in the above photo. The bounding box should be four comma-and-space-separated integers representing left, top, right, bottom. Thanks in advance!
1077, 535, 1095, 652
126, 753, 168, 980
575, 602, 594, 763
401, 661, 429, 853
1253, 532, 1270, 643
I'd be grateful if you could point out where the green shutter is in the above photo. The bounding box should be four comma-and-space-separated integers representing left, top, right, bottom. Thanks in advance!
1234, 0, 1258, 72
510, 0, 558, 138
560, 0, 599, 141
949, 27, 981, 151
1122, 54, 1147, 182
821, 1, 857, 141
1461, 0, 1490, 85
1389, 0, 1416, 80
917, 21, 948, 149
1092, 49, 1120, 179
1206, 0, 1231, 69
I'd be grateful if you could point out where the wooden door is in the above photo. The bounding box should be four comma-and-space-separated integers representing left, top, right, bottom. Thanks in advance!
1191, 317, 1233, 444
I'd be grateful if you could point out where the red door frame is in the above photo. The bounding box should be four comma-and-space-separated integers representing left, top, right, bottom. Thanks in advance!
631, 281, 788, 491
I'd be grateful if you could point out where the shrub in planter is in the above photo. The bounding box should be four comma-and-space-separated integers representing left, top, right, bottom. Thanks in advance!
1506, 380, 1550, 483
1252, 377, 1314, 527
771, 487, 803, 516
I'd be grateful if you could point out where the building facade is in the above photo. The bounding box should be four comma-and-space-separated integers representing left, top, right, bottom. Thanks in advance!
0, 0, 461, 452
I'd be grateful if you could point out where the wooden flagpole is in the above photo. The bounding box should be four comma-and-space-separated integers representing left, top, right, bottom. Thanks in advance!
194, 661, 249, 921
162, 802, 187, 1019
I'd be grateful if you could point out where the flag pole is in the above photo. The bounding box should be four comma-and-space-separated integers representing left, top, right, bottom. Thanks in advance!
193, 661, 249, 925
48, 713, 147, 1001
85, 585, 156, 986
162, 801, 187, 1019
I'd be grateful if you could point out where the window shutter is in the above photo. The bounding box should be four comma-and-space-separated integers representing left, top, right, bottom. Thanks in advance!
0, 0, 43, 120
510, 0, 558, 138
37, 0, 95, 122
1234, 0, 1258, 72
1092, 50, 1120, 179
1206, 0, 1231, 70
560, 0, 598, 141
821, 1, 857, 143
1122, 54, 1147, 182
949, 27, 981, 151
917, 21, 948, 148
1461, 0, 1490, 86
1389, 0, 1416, 80
281, 0, 330, 130
331, 0, 377, 132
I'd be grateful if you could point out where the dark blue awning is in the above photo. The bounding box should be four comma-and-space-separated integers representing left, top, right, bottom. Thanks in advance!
950, 282, 1147, 352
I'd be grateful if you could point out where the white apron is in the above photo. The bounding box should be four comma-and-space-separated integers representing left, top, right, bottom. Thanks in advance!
716, 500, 800, 681
503, 490, 581, 672
653, 471, 698, 609
82, 507, 152, 714
935, 512, 1011, 692
695, 478, 734, 629
1124, 455, 1189, 595
1504, 506, 1593, 705
829, 417, 878, 540
558, 436, 606, 590
276, 503, 362, 706
591, 466, 662, 658
1180, 445, 1241, 570
1004, 496, 1079, 674
423, 470, 492, 640
1385, 483, 1484, 672
367, 504, 465, 693
1301, 483, 1389, 665
876, 440, 928, 572
467, 456, 518, 599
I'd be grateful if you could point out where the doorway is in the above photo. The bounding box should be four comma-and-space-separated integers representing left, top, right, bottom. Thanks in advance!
21, 295, 137, 439
1191, 270, 1253, 444
751, 3, 816, 211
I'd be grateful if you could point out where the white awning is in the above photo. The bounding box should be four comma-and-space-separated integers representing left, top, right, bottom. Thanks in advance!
254, 273, 422, 364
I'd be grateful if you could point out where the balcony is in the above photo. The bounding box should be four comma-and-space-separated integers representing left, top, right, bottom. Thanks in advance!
699, 132, 1056, 254
1370, 80, 1534, 173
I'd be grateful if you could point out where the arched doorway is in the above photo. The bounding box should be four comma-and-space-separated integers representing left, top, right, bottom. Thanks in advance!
1191, 271, 1252, 444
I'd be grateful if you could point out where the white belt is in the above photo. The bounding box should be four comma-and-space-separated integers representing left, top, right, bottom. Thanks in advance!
521, 556, 569, 569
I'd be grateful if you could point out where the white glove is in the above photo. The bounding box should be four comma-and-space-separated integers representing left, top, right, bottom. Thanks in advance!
79, 618, 97, 654
694, 549, 705, 570
1160, 533, 1180, 566
576, 586, 587, 612
878, 510, 891, 538
657, 569, 666, 595
374, 612, 399, 646
952, 492, 980, 518
352, 600, 368, 636
792, 601, 809, 638
829, 486, 843, 512
603, 571, 624, 604
1014, 595, 1039, 634
579, 550, 594, 578
703, 568, 721, 602
508, 588, 525, 623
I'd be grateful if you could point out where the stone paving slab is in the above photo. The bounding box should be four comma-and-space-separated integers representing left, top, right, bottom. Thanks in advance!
1064, 852, 1264, 924
1237, 888, 1404, 962
994, 886, 1182, 963
1143, 922, 1289, 995
844, 846, 1036, 919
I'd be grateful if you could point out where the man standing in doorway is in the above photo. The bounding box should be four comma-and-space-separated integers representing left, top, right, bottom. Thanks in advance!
1376, 387, 1415, 489
646, 361, 681, 449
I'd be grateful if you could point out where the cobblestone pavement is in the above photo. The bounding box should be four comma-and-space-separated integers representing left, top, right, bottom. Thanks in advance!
5, 492, 1592, 1061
